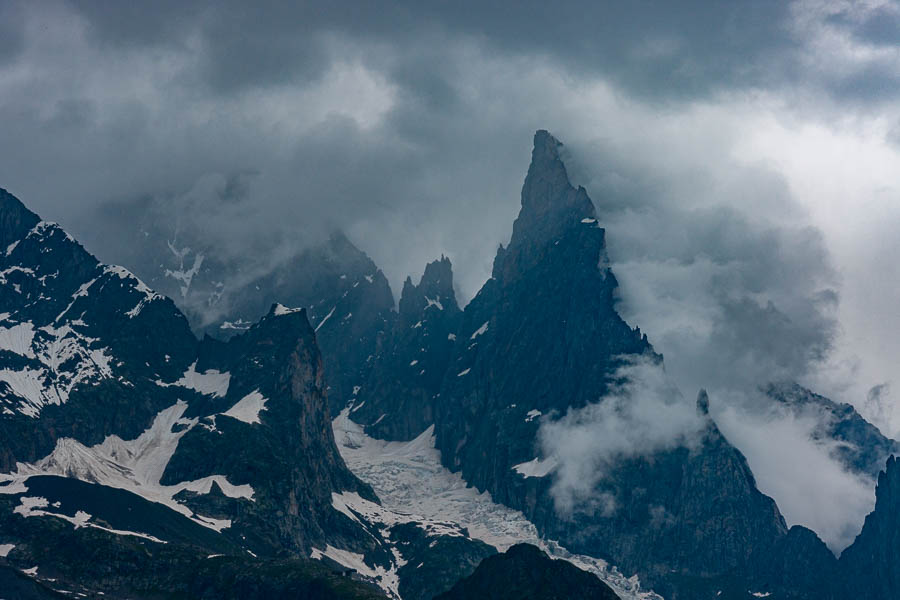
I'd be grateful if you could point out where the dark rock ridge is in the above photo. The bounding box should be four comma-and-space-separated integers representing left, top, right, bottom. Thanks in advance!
766, 382, 900, 479
271, 232, 395, 417
434, 543, 620, 600
839, 455, 900, 599
353, 256, 461, 440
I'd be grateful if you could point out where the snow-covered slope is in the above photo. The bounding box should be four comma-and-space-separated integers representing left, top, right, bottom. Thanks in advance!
0, 401, 250, 532
333, 409, 661, 600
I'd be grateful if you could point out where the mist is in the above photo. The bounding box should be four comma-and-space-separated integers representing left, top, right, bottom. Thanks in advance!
538, 357, 706, 517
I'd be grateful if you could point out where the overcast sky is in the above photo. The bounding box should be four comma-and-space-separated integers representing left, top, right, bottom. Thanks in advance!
2, 0, 899, 549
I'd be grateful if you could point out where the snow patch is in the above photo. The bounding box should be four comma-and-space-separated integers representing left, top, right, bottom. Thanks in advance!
457, 368, 471, 377
273, 303, 302, 316
157, 361, 230, 398
470, 321, 489, 339
525, 409, 542, 422
512, 457, 558, 478
221, 390, 268, 424
0, 323, 115, 418
0, 322, 35, 357
315, 306, 336, 332
164, 241, 205, 298
0, 543, 14, 557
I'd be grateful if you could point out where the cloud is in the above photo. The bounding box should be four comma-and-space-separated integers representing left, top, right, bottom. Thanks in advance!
538, 356, 707, 517
714, 398, 876, 553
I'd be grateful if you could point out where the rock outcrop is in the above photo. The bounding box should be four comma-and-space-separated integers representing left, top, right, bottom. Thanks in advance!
435, 543, 620, 600
353, 256, 461, 440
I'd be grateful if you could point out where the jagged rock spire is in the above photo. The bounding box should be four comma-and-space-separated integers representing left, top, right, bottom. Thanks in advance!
696, 389, 710, 415
399, 255, 458, 317
508, 130, 597, 253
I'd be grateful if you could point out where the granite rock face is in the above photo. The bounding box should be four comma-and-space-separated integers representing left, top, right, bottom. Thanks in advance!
353, 256, 461, 440
286, 232, 396, 417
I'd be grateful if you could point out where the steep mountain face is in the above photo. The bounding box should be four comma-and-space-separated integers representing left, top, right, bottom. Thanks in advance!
353, 256, 461, 440
839, 456, 900, 599
155, 304, 382, 558
0, 190, 406, 596
434, 130, 654, 493
434, 543, 621, 600
766, 382, 899, 479
428, 133, 833, 599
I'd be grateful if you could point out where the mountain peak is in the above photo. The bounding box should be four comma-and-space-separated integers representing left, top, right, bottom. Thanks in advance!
508, 131, 597, 255
420, 255, 453, 291
697, 389, 710, 415
531, 129, 563, 165
399, 255, 459, 317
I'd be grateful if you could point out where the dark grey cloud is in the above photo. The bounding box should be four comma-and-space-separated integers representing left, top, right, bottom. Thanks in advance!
56, 0, 900, 107
60, 1, 796, 100
0, 3, 25, 67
